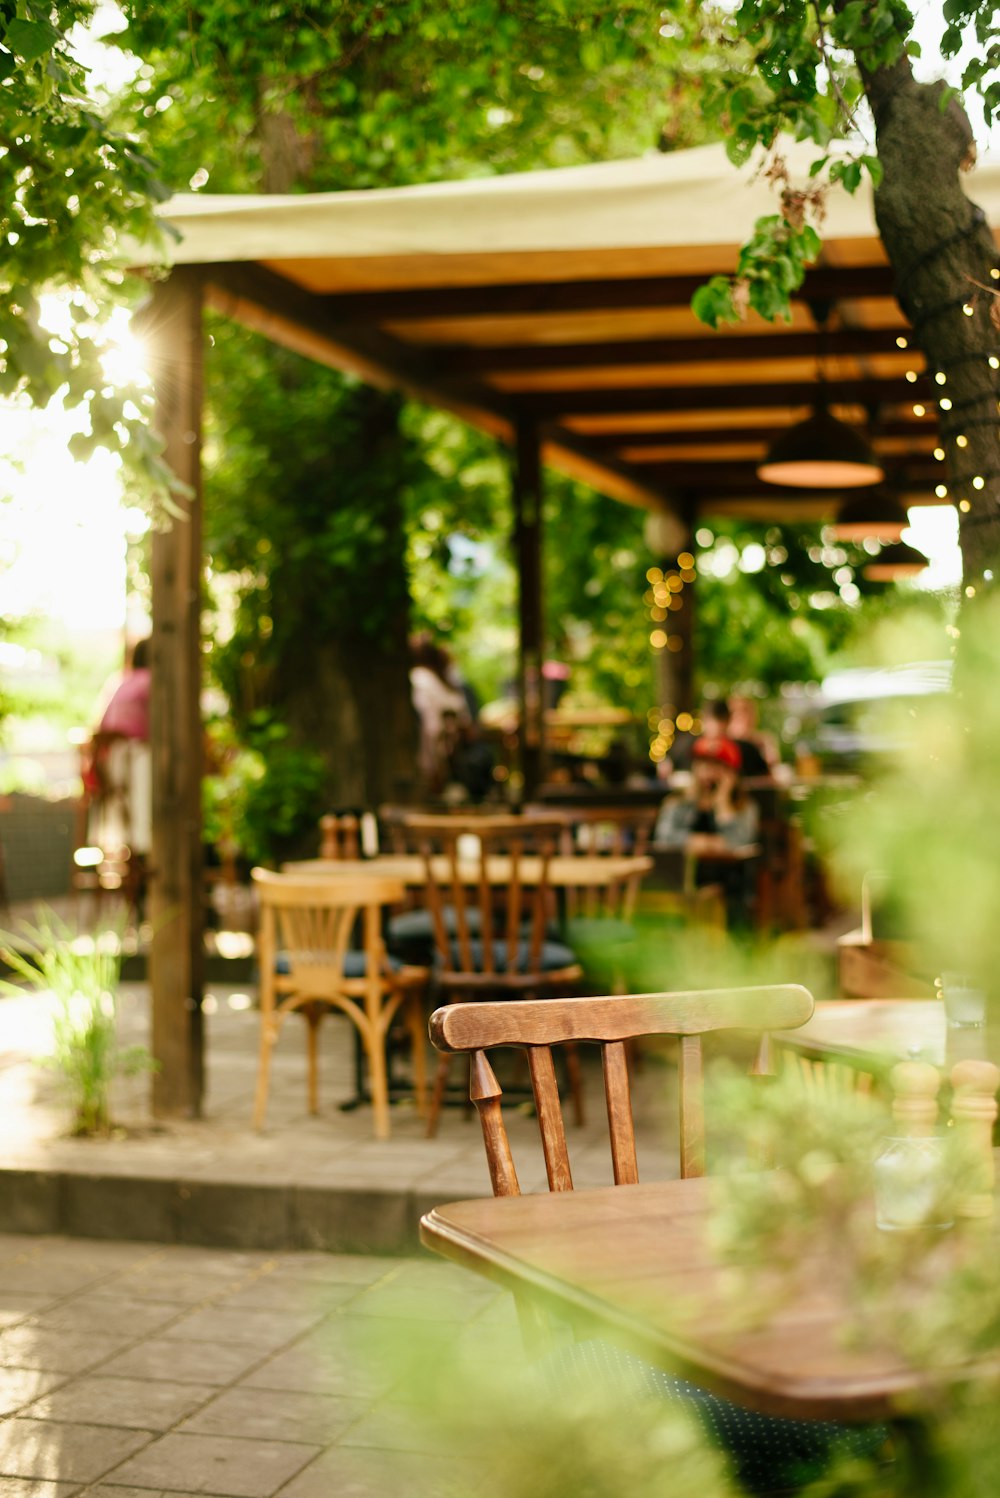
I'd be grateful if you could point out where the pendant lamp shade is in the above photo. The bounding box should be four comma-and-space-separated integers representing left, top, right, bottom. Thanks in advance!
829, 492, 908, 542
758, 408, 885, 489
862, 541, 929, 581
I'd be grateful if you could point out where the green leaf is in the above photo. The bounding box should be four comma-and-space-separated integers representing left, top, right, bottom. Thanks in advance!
4, 16, 60, 63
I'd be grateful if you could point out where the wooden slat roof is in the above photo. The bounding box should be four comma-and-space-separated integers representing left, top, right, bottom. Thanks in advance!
150, 140, 1000, 520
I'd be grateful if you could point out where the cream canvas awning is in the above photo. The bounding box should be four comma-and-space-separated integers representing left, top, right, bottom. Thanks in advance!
147, 140, 1000, 517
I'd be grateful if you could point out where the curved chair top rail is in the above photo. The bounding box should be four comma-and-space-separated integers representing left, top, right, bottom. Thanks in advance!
430, 985, 814, 1053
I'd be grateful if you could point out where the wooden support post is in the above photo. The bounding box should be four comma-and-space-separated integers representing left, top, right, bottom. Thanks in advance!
513, 420, 545, 800
146, 269, 205, 1118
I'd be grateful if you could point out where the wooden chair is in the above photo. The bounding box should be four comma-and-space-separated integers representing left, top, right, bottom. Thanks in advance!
523, 803, 656, 992
403, 813, 586, 1136
252, 868, 428, 1139
428, 985, 813, 1193
427, 985, 887, 1491
522, 803, 656, 925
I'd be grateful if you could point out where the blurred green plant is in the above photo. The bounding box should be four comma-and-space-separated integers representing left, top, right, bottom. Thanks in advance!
0, 905, 156, 1135
203, 713, 325, 868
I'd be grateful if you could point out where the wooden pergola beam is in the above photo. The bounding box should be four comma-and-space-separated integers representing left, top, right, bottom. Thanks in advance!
433, 327, 909, 375
577, 418, 938, 451
304, 264, 897, 323
513, 376, 931, 420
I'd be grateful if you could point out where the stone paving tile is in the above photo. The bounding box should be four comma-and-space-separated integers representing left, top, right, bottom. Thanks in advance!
179, 1387, 367, 1445
0, 1479, 81, 1498
154, 1307, 321, 1350
238, 1331, 395, 1403
94, 1339, 267, 1388
99, 1270, 249, 1306
338, 1284, 484, 1322
22, 1377, 217, 1432
0, 1304, 54, 1334
274, 1443, 471, 1498
253, 1256, 393, 1287
109, 1433, 320, 1498
209, 1278, 361, 1316
0, 1329, 129, 1377
0, 1372, 65, 1420
0, 1419, 153, 1483
337, 1400, 463, 1455
24, 1300, 188, 1342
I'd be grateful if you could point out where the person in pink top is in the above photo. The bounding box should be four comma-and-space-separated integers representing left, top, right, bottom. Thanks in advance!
97, 637, 151, 740
87, 639, 152, 858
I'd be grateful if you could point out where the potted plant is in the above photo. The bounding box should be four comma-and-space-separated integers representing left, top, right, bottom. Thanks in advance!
0, 905, 157, 1136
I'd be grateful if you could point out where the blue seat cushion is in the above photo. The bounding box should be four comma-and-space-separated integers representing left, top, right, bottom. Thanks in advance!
547, 1339, 888, 1493
440, 937, 578, 976
276, 950, 401, 978
387, 906, 483, 941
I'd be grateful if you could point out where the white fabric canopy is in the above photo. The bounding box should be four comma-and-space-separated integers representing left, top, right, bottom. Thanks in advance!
153, 140, 1000, 275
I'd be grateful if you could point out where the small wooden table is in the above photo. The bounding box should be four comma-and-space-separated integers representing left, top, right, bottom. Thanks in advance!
421, 1177, 997, 1424
284, 853, 653, 887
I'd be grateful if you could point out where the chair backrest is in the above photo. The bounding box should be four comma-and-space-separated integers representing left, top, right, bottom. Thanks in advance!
523, 803, 657, 920
401, 813, 562, 982
428, 986, 814, 1196
252, 867, 404, 996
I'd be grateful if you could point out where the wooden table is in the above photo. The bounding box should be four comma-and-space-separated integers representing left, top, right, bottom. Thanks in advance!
775, 998, 998, 1076
421, 1177, 997, 1424
284, 853, 653, 887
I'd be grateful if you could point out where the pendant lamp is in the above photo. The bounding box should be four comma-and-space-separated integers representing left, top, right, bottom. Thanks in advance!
862, 541, 929, 581
757, 405, 885, 489
829, 492, 908, 542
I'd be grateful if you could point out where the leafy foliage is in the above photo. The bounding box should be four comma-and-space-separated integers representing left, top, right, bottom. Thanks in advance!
686, 0, 997, 325
0, 1, 175, 504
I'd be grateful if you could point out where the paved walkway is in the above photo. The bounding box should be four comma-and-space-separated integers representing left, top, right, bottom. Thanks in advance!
0, 1230, 521, 1497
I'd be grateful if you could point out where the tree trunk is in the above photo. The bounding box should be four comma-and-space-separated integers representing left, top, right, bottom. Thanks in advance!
858, 51, 1000, 585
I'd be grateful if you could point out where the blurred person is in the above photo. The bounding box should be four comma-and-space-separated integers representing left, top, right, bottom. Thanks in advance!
85, 637, 152, 857
728, 693, 779, 779
409, 634, 469, 793
668, 698, 740, 774
655, 743, 759, 925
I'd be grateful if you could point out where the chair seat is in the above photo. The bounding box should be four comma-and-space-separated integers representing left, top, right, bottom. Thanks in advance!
439, 937, 578, 977
564, 915, 636, 949
388, 906, 483, 941
276, 950, 402, 979
549, 1340, 888, 1494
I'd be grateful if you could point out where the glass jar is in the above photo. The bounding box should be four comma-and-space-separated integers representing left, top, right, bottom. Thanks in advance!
873, 1135, 953, 1232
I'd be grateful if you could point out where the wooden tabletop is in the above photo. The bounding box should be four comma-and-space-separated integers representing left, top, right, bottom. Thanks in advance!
775, 998, 998, 1073
421, 1177, 996, 1423
283, 853, 653, 888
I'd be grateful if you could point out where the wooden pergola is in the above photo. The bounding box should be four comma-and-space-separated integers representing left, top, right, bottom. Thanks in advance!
138, 139, 1000, 1114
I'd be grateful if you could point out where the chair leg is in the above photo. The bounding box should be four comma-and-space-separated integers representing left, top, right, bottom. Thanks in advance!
426, 1051, 453, 1138
405, 993, 428, 1117
366, 1027, 392, 1141
565, 1041, 585, 1127
305, 1005, 321, 1115
253, 1022, 275, 1130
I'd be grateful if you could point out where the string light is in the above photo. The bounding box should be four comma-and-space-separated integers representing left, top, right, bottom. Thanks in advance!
913, 404, 926, 416
896, 336, 909, 349
935, 372, 947, 385
677, 552, 695, 569
933, 447, 945, 460
939, 398, 952, 410
905, 370, 919, 383
957, 434, 968, 447
973, 476, 985, 489
963, 304, 975, 316
935, 483, 948, 498
990, 357, 1000, 370
959, 499, 971, 512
